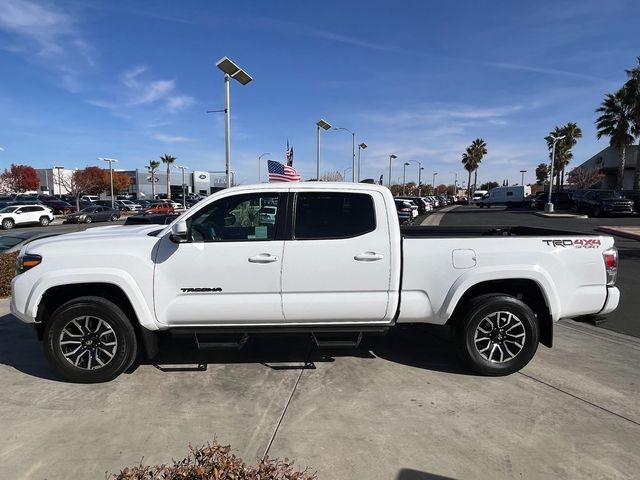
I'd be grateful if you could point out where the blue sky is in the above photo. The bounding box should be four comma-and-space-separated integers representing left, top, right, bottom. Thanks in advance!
0, 0, 638, 186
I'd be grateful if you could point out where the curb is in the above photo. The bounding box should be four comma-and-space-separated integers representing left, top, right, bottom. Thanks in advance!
533, 211, 588, 219
596, 226, 640, 241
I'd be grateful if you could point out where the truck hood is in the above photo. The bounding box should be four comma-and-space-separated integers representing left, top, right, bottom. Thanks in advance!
23, 225, 163, 254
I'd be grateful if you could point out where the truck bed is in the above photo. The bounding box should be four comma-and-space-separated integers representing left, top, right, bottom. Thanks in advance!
400, 225, 594, 238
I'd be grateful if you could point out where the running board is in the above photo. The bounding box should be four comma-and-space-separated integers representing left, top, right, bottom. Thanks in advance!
194, 333, 249, 350
312, 332, 363, 349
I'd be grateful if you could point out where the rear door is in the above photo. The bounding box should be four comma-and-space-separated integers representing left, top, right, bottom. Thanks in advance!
281, 190, 392, 323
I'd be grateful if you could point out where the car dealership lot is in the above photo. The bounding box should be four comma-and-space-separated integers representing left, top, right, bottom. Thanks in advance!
1, 204, 639, 479
0, 299, 639, 480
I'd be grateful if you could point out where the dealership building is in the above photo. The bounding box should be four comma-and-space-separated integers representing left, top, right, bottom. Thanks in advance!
35, 168, 234, 198
577, 145, 638, 190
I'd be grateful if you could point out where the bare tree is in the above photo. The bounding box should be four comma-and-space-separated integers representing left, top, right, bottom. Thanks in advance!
566, 166, 604, 189
60, 167, 107, 210
319, 171, 344, 182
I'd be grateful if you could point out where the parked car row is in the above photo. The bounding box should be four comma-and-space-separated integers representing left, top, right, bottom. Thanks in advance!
393, 194, 456, 224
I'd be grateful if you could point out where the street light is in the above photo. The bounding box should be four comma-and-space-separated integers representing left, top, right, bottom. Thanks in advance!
258, 153, 270, 183
333, 127, 356, 182
520, 169, 527, 186
53, 165, 64, 197
418, 164, 424, 195
98, 157, 118, 209
216, 56, 253, 189
449, 171, 458, 195
545, 135, 565, 213
175, 165, 188, 208
343, 167, 352, 180
316, 119, 332, 180
432, 172, 438, 193
388, 154, 397, 187
357, 143, 367, 181
403, 162, 410, 195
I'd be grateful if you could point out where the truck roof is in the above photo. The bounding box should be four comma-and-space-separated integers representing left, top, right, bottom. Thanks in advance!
226, 182, 391, 193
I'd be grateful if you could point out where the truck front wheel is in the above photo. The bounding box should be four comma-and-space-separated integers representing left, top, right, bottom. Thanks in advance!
44, 296, 138, 383
457, 295, 539, 376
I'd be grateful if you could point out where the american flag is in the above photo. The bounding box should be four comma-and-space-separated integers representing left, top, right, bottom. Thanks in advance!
268, 160, 301, 183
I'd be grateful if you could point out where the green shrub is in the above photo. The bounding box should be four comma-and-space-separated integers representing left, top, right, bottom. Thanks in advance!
114, 441, 316, 480
0, 253, 17, 297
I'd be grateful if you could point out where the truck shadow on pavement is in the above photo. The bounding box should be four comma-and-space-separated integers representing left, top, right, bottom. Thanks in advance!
0, 312, 471, 382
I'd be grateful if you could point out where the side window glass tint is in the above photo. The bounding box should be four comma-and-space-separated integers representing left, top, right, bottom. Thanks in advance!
188, 193, 279, 242
294, 192, 375, 240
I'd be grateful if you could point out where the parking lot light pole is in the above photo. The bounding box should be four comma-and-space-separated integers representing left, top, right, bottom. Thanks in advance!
403, 162, 410, 195
545, 135, 565, 213
334, 127, 356, 182
316, 119, 332, 180
258, 153, 270, 183
175, 165, 188, 208
357, 143, 367, 181
388, 154, 397, 187
418, 164, 424, 195
343, 167, 352, 181
216, 56, 253, 189
432, 172, 438, 193
98, 157, 118, 209
520, 169, 527, 186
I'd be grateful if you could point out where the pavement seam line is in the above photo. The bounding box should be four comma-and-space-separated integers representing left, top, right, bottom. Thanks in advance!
517, 371, 640, 427
557, 322, 640, 350
261, 343, 315, 461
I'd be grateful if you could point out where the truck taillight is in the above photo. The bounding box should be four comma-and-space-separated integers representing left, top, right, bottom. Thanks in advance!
603, 247, 618, 286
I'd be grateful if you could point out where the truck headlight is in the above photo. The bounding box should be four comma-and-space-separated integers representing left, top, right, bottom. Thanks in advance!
16, 254, 42, 274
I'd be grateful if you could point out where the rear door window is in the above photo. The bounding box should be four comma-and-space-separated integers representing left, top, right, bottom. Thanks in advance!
294, 192, 375, 240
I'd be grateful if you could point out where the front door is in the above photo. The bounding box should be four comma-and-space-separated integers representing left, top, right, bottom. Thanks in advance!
153, 191, 286, 326
281, 190, 392, 323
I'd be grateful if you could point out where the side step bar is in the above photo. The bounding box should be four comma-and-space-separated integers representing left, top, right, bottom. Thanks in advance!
194, 333, 249, 350
312, 332, 363, 348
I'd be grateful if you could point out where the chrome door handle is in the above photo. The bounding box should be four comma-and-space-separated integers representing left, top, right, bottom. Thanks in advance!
354, 252, 384, 262
248, 253, 279, 263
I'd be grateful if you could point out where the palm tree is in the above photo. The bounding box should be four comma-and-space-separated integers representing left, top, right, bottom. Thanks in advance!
148, 160, 160, 199
469, 138, 487, 190
595, 89, 635, 190
559, 122, 582, 189
623, 57, 640, 189
160, 154, 176, 199
461, 151, 476, 201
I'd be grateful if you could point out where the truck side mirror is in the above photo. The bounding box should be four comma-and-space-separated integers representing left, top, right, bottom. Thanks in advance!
170, 220, 188, 243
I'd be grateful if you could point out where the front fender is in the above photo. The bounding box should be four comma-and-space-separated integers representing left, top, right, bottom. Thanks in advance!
439, 265, 561, 322
13, 268, 159, 330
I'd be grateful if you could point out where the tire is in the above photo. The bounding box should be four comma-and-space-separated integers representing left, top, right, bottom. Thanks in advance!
478, 203, 484, 208
594, 207, 601, 218
39, 216, 50, 226
110, 214, 118, 222
84, 216, 93, 224
43, 296, 138, 383
456, 294, 539, 376
2, 218, 14, 229
506, 202, 513, 209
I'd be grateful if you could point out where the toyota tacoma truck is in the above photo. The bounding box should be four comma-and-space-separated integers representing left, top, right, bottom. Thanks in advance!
10, 183, 620, 383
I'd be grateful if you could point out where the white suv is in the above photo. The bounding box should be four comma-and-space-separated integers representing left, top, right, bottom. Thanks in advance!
0, 205, 54, 229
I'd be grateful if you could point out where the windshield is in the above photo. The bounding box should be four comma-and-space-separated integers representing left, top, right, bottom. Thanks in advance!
0, 206, 18, 213
596, 191, 623, 199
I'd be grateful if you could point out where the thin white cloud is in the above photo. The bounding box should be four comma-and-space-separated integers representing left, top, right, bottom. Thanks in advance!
0, 146, 5, 151
0, 0, 96, 90
166, 95, 196, 112
153, 134, 192, 143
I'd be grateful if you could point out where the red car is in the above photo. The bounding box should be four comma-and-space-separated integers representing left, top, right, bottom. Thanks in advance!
144, 204, 174, 215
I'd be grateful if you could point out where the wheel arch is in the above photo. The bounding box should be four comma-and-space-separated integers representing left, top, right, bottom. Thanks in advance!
36, 282, 158, 359
444, 278, 554, 348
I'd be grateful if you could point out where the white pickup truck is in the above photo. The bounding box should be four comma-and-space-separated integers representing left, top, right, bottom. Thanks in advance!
10, 183, 620, 383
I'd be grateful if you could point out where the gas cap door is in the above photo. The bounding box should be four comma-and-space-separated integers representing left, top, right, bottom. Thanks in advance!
452, 249, 477, 269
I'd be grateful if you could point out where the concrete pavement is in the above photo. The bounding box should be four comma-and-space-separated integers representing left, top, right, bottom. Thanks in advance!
1, 299, 638, 480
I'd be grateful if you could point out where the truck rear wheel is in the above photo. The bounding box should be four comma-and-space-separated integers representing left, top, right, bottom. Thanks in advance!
44, 296, 138, 383
457, 294, 539, 376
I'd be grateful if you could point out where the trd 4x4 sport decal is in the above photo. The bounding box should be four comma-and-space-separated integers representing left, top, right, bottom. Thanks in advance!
542, 239, 601, 248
